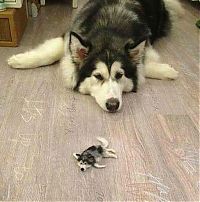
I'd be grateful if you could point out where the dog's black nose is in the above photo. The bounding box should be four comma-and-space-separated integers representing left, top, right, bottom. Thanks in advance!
81, 168, 84, 171
106, 98, 120, 112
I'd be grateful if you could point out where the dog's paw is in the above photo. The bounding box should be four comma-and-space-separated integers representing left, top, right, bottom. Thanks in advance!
8, 54, 28, 69
159, 64, 179, 80
107, 149, 116, 154
94, 163, 106, 168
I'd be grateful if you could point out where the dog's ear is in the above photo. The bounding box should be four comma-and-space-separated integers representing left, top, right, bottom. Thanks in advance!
69, 32, 91, 64
73, 153, 81, 160
125, 39, 146, 63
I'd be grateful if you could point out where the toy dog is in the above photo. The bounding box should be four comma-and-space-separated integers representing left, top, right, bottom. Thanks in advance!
73, 137, 117, 172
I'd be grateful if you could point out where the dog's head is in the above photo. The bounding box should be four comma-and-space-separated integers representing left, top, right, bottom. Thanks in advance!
73, 153, 94, 172
69, 32, 146, 112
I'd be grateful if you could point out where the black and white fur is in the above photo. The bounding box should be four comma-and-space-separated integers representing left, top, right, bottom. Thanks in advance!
8, 0, 184, 112
73, 137, 117, 172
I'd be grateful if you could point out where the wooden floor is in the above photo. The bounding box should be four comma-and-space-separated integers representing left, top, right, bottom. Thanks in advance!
0, 1, 199, 201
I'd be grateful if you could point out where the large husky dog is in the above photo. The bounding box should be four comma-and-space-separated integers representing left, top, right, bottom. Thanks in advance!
8, 0, 184, 112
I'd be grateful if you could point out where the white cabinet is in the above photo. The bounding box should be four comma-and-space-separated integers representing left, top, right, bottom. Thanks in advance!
4, 0, 77, 9
5, 0, 24, 8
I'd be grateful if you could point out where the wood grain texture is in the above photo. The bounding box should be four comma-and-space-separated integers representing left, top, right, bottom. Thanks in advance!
0, 0, 199, 201
0, 19, 11, 41
0, 1, 28, 47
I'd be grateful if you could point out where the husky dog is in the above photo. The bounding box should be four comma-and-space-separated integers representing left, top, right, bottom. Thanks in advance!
73, 137, 117, 172
8, 0, 184, 112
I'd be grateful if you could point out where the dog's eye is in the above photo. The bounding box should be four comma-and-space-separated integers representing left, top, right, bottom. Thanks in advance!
115, 72, 123, 80
94, 74, 104, 81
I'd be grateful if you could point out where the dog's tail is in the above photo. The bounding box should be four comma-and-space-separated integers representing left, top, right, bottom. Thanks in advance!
8, 37, 64, 69
164, 0, 185, 19
97, 137, 109, 148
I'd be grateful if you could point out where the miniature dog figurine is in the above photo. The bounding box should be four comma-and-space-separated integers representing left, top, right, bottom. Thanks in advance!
73, 137, 117, 172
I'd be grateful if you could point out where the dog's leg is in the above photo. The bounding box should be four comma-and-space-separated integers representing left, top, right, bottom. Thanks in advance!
60, 55, 78, 89
94, 163, 106, 168
144, 46, 178, 80
103, 151, 117, 159
106, 149, 116, 154
8, 37, 64, 69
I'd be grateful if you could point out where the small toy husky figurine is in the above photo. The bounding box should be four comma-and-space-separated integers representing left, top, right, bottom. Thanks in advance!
73, 137, 117, 172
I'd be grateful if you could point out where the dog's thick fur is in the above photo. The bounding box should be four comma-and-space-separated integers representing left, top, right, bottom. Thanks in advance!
8, 0, 184, 112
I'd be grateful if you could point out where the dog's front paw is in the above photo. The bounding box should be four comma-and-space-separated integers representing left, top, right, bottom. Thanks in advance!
159, 64, 179, 80
94, 163, 106, 168
8, 54, 28, 69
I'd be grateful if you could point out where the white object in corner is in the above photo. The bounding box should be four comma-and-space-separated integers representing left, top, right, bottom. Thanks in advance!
31, 2, 38, 17
40, 0, 45, 6
72, 0, 78, 8
4, 0, 24, 8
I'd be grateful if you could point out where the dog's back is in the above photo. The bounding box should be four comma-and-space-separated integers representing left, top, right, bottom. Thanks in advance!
72, 0, 173, 44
